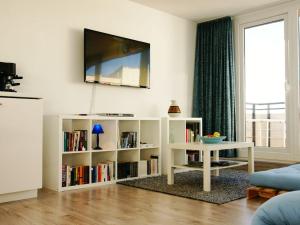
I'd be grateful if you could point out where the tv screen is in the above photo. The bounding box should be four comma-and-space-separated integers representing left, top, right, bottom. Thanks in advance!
84, 29, 150, 88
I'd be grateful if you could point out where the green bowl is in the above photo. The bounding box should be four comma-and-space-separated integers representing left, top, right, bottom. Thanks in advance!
200, 136, 226, 144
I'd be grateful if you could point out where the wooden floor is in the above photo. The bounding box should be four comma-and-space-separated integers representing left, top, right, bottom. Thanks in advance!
0, 162, 287, 225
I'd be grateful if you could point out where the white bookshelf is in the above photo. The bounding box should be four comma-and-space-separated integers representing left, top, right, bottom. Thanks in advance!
43, 115, 161, 192
161, 117, 202, 174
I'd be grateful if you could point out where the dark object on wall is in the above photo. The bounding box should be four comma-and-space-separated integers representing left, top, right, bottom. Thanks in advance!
0, 62, 23, 92
192, 17, 236, 157
84, 28, 150, 88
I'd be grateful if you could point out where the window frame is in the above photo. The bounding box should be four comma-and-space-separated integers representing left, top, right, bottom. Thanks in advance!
234, 4, 300, 161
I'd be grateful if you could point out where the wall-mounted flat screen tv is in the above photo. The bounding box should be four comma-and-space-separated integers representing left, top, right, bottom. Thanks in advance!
84, 29, 150, 88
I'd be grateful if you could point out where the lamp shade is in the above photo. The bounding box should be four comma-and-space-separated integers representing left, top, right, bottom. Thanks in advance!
92, 124, 104, 134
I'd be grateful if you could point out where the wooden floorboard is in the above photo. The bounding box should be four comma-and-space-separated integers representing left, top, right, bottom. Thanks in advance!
235, 160, 288, 172
0, 162, 287, 225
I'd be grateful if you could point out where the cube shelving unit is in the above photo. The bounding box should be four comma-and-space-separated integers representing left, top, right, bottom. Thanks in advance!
161, 117, 202, 174
43, 115, 161, 191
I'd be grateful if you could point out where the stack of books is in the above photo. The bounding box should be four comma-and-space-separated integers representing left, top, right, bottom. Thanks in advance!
120, 132, 137, 148
62, 165, 89, 187
117, 162, 138, 179
63, 130, 88, 152
91, 161, 115, 183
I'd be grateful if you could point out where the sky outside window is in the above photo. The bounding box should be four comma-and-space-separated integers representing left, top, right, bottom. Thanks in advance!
245, 20, 286, 105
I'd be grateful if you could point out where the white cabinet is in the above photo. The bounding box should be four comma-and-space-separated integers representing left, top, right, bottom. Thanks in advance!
0, 94, 43, 203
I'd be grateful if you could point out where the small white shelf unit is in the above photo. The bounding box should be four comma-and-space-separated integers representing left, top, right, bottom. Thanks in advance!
44, 115, 161, 192
161, 117, 202, 174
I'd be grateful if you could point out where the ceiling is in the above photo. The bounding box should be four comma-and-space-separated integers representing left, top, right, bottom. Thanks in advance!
129, 0, 291, 22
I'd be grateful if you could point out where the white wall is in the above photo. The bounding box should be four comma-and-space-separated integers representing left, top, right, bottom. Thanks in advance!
0, 0, 196, 117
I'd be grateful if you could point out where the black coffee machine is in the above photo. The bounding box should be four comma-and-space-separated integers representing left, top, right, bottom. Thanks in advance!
0, 62, 23, 92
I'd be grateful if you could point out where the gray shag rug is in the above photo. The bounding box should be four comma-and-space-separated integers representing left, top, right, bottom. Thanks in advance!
118, 169, 250, 204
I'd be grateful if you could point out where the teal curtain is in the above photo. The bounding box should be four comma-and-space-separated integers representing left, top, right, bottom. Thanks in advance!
192, 17, 236, 157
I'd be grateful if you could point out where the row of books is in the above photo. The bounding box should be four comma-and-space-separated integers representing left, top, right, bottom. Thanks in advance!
62, 165, 89, 187
186, 129, 196, 143
91, 161, 115, 183
120, 132, 137, 148
139, 155, 159, 176
62, 158, 159, 187
117, 162, 138, 179
64, 130, 88, 152
186, 122, 200, 143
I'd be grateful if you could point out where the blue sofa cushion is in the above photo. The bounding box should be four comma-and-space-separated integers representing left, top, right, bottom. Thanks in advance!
250, 164, 300, 191
251, 191, 300, 225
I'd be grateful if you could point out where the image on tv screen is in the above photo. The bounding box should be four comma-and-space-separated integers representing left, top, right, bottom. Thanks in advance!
84, 29, 150, 88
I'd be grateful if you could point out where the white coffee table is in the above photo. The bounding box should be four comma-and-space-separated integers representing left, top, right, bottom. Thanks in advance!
167, 141, 254, 192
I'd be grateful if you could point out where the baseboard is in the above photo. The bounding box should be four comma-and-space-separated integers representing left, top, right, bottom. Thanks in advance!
0, 189, 37, 203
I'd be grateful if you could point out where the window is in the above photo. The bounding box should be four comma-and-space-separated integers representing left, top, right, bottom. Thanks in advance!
244, 20, 286, 149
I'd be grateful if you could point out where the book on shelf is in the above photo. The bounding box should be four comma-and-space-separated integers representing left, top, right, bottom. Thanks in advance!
63, 130, 88, 152
62, 164, 67, 187
62, 165, 89, 187
120, 131, 137, 148
117, 161, 138, 179
91, 161, 115, 183
139, 160, 147, 176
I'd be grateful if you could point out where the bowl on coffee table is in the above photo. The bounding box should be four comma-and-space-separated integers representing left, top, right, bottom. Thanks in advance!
200, 136, 226, 144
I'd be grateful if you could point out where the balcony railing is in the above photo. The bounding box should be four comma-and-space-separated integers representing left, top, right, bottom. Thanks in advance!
246, 102, 286, 148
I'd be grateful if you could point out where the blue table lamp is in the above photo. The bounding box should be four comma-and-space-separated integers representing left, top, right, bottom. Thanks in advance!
92, 123, 104, 150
